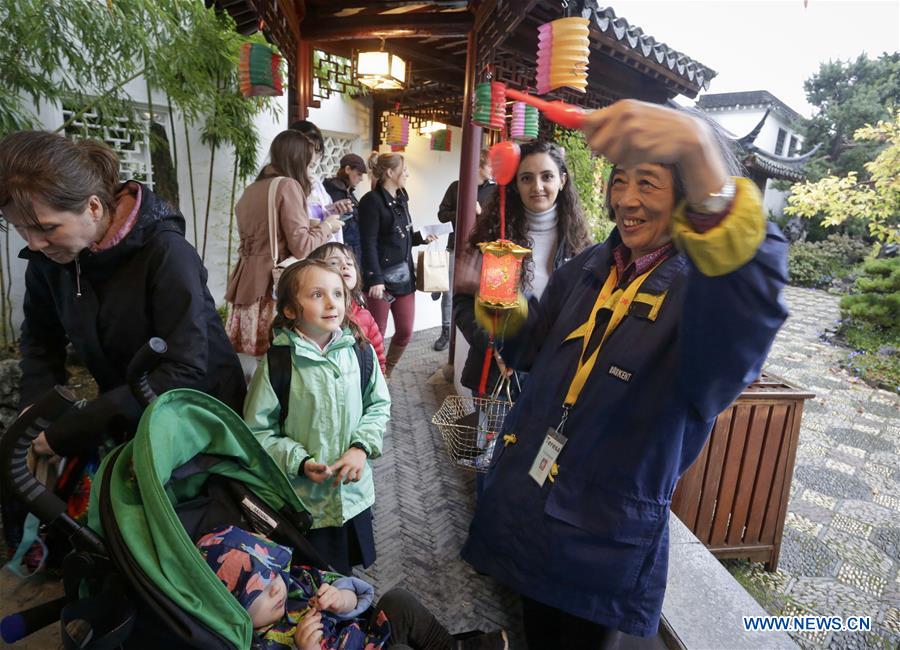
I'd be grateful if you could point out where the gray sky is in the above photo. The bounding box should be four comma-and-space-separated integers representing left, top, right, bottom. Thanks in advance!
610, 0, 900, 117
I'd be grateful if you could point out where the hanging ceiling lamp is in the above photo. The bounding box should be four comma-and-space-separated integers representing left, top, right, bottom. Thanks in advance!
355, 42, 407, 90
418, 120, 446, 135
535, 16, 590, 95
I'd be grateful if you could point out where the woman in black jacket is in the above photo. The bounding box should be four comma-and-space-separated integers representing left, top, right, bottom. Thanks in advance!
0, 131, 245, 458
357, 152, 436, 377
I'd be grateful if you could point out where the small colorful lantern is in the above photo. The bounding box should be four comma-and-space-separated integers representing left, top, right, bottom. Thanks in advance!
238, 43, 283, 97
430, 129, 452, 152
536, 16, 590, 95
472, 82, 506, 130
385, 113, 409, 148
510, 102, 539, 142
477, 240, 532, 308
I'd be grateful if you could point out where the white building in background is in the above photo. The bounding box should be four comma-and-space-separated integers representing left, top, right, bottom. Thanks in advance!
6, 85, 453, 337
696, 90, 812, 218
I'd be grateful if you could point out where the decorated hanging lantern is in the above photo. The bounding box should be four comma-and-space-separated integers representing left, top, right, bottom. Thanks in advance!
535, 16, 590, 95
476, 139, 529, 309
510, 102, 539, 142
477, 240, 531, 308
472, 82, 507, 130
430, 129, 452, 152
238, 43, 283, 97
385, 113, 409, 148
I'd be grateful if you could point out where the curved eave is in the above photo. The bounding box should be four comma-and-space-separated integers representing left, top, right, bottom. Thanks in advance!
587, 2, 717, 97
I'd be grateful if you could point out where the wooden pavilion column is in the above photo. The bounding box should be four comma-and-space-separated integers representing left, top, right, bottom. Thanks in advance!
449, 29, 482, 362
290, 40, 315, 122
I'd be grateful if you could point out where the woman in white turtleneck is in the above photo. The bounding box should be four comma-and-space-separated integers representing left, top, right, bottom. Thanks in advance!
454, 141, 593, 400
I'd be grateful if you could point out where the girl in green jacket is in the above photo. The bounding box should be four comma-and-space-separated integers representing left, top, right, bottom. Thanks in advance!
244, 259, 391, 574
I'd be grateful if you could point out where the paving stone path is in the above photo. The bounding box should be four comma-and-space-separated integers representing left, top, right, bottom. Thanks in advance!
718, 286, 900, 650
355, 335, 525, 647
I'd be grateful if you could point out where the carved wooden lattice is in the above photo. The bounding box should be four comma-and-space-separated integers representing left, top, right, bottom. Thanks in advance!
313, 50, 362, 101
62, 104, 159, 188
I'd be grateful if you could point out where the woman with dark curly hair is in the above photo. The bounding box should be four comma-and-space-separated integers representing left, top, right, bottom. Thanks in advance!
454, 140, 592, 397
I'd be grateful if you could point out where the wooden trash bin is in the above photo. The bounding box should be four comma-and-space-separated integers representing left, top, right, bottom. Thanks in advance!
671, 373, 815, 571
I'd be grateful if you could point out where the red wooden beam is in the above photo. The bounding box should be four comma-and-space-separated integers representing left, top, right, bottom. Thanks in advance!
301, 12, 473, 40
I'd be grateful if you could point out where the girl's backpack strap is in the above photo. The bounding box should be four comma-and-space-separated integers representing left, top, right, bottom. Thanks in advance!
354, 342, 375, 399
268, 343, 374, 429
266, 345, 293, 429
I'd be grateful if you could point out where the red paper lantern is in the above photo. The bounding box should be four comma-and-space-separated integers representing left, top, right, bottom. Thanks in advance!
489, 141, 521, 186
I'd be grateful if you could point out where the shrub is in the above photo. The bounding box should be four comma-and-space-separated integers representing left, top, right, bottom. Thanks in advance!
788, 234, 871, 288
837, 256, 900, 392
840, 257, 900, 331
554, 126, 613, 243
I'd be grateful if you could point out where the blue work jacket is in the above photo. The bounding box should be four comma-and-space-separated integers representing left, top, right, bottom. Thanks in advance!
461, 219, 789, 637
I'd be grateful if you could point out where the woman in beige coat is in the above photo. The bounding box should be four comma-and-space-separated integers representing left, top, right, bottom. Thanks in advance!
225, 130, 345, 374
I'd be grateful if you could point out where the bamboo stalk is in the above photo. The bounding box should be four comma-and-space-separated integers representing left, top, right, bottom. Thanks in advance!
166, 93, 178, 201
3, 229, 14, 345
201, 140, 217, 262
0, 241, 7, 346
184, 119, 199, 245
226, 157, 238, 278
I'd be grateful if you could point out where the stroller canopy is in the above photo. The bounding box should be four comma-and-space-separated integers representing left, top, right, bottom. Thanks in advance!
88, 389, 310, 649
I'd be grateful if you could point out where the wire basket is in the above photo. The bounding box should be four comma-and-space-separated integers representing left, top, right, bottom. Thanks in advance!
431, 378, 513, 472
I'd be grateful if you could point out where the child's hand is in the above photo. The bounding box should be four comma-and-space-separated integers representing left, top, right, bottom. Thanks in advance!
328, 447, 367, 487
303, 461, 333, 484
311, 583, 357, 614
293, 610, 323, 650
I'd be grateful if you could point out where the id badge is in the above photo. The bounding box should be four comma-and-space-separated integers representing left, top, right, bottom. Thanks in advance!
528, 428, 567, 486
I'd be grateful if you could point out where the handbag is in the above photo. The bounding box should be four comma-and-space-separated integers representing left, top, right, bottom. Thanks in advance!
416, 241, 450, 292
268, 176, 299, 299
381, 260, 412, 295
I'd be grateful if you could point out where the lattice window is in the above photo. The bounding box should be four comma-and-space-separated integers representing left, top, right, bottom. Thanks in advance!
313, 133, 359, 179
313, 50, 363, 102
62, 104, 159, 189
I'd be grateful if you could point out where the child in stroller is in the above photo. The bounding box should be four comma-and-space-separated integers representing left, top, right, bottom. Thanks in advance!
1, 343, 506, 649
197, 525, 507, 650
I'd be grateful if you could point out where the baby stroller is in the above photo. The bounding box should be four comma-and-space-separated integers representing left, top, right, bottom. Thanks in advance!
1, 339, 326, 649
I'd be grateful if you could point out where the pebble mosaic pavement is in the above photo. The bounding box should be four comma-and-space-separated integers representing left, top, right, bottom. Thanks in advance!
724, 286, 900, 650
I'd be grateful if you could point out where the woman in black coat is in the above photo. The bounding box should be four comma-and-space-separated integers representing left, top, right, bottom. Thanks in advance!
357, 152, 435, 377
0, 131, 245, 458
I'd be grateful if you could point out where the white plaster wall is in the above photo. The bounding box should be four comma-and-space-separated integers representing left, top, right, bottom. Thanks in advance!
763, 179, 790, 218
702, 105, 804, 218
703, 106, 802, 156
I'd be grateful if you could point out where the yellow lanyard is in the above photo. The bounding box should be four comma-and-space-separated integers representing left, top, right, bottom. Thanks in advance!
562, 263, 660, 408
